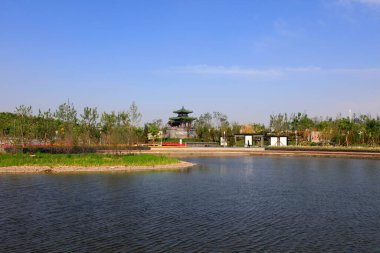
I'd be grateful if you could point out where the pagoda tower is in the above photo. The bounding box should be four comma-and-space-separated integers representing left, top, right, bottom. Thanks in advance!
169, 106, 196, 128
167, 106, 196, 138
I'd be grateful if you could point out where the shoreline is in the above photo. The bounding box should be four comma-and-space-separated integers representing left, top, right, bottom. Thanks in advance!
117, 147, 380, 160
0, 161, 196, 174
2, 148, 380, 174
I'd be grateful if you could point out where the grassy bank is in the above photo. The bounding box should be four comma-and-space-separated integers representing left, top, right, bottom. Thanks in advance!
0, 153, 179, 167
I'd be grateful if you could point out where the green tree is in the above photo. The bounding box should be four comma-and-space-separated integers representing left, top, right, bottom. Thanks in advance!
80, 107, 99, 145
146, 120, 162, 143
226, 127, 235, 147
194, 113, 213, 141
15, 105, 33, 146
54, 100, 78, 146
338, 118, 353, 146
365, 118, 380, 146
100, 111, 117, 145
270, 113, 289, 134
127, 102, 142, 145
36, 109, 57, 144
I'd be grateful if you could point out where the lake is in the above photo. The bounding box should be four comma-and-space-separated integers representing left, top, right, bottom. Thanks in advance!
1, 156, 380, 252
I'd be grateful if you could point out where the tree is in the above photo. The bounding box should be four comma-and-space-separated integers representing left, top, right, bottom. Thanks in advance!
36, 109, 57, 144
100, 111, 117, 145
365, 118, 380, 146
338, 118, 353, 146
316, 120, 332, 144
146, 119, 162, 143
127, 102, 142, 145
270, 113, 289, 134
213, 111, 229, 132
226, 127, 235, 147
290, 112, 314, 132
194, 113, 213, 141
80, 107, 99, 145
15, 105, 33, 146
54, 100, 78, 146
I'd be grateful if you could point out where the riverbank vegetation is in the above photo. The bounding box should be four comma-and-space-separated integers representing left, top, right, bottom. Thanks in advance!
1, 101, 379, 148
0, 153, 179, 167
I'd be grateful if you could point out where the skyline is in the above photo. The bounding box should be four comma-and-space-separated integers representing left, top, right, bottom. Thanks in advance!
1, 0, 380, 124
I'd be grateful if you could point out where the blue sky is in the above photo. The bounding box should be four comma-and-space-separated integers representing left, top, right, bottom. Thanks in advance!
1, 0, 380, 124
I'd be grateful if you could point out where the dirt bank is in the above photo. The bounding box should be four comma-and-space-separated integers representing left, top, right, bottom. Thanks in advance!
0, 161, 195, 174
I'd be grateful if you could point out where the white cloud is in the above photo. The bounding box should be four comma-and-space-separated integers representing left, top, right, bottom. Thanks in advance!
166, 65, 380, 78
169, 65, 282, 78
338, 0, 380, 6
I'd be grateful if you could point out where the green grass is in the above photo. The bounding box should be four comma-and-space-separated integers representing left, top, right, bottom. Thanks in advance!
0, 153, 180, 167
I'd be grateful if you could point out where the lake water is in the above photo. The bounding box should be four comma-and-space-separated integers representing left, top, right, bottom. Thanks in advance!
1, 156, 380, 252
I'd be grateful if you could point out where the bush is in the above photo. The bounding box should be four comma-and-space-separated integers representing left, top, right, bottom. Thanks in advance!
4, 145, 150, 154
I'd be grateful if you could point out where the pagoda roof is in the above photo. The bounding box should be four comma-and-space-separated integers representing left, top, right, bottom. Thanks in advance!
169, 116, 196, 121
173, 106, 193, 114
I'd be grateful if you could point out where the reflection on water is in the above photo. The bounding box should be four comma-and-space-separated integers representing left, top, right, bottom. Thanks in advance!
1, 156, 380, 252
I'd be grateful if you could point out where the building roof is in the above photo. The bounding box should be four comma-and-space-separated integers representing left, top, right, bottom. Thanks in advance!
173, 106, 193, 114
169, 116, 196, 121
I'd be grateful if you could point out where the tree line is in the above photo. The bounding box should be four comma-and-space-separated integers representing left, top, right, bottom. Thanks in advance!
192, 111, 380, 147
0, 101, 143, 147
1, 103, 380, 147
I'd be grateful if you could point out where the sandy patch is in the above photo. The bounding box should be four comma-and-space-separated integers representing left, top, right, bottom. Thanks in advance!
0, 161, 195, 174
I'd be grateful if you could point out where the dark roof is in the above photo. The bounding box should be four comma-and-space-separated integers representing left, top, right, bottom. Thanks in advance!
173, 106, 193, 114
234, 133, 265, 137
169, 116, 196, 121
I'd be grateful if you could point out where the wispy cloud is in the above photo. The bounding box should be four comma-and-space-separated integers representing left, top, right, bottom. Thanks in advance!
163, 65, 380, 78
337, 0, 380, 7
169, 65, 282, 78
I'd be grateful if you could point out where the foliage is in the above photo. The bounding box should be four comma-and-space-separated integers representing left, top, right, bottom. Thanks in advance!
0, 101, 143, 147
270, 113, 290, 134
145, 119, 162, 142
2, 103, 380, 148
4, 145, 150, 154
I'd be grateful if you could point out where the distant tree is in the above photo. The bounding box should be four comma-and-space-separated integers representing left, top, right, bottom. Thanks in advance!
80, 107, 99, 145
15, 105, 33, 145
213, 111, 229, 132
251, 123, 266, 133
365, 118, 380, 146
226, 127, 235, 147
55, 101, 77, 124
316, 120, 332, 144
270, 113, 289, 134
338, 118, 354, 146
100, 111, 117, 145
54, 100, 78, 146
290, 112, 314, 132
127, 102, 142, 145
231, 122, 242, 135
0, 112, 18, 143
112, 111, 130, 145
194, 113, 213, 141
36, 109, 57, 144
146, 119, 162, 142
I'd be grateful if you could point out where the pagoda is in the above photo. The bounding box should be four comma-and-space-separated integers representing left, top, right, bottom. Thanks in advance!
167, 106, 196, 138
169, 106, 196, 128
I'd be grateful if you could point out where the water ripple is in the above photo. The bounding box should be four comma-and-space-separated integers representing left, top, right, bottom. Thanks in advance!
1, 157, 380, 252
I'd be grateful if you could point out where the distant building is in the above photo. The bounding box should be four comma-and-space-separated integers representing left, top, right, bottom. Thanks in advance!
270, 137, 288, 146
166, 106, 196, 139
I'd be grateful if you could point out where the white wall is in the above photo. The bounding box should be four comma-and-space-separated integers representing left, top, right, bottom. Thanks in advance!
270, 137, 287, 146
245, 136, 253, 147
